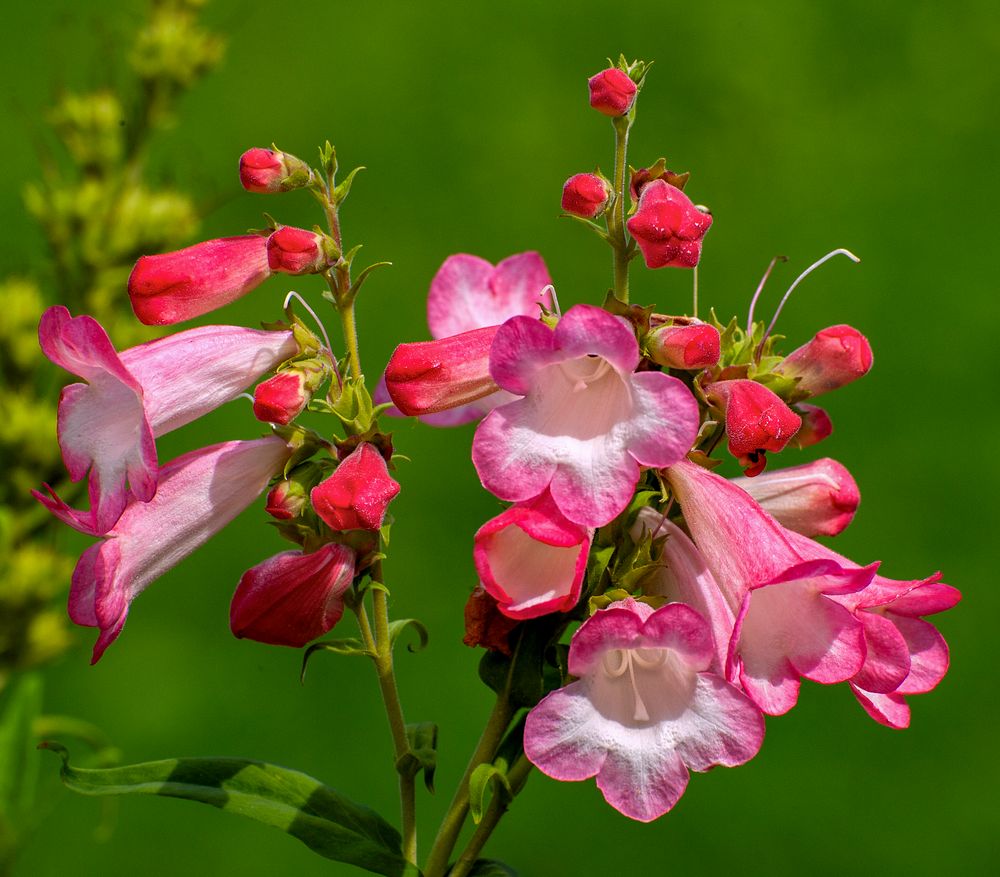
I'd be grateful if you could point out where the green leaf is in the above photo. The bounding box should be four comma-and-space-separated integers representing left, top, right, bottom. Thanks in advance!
387, 619, 429, 654
0, 673, 44, 831
333, 166, 366, 204
468, 763, 510, 824
300, 640, 376, 682
41, 746, 416, 877
463, 860, 518, 877
477, 618, 567, 708
398, 723, 437, 793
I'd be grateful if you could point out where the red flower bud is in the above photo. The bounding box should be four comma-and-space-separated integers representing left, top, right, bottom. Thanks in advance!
238, 148, 310, 193
626, 180, 712, 269
253, 372, 309, 425
778, 325, 873, 397
266, 226, 335, 275
311, 443, 400, 532
789, 403, 833, 449
128, 236, 271, 325
588, 68, 637, 117
265, 479, 308, 520
561, 173, 611, 218
230, 543, 356, 647
647, 322, 720, 369
707, 379, 802, 476
384, 325, 500, 417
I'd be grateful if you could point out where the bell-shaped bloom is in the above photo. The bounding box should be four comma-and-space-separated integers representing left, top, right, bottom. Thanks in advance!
626, 180, 713, 269
473, 304, 699, 527
778, 325, 873, 398
561, 173, 611, 218
69, 436, 293, 663
666, 460, 873, 716
789, 403, 833, 449
587, 68, 637, 117
230, 543, 356, 647
382, 252, 553, 426
266, 226, 336, 275
473, 491, 591, 619
35, 306, 298, 535
310, 443, 400, 531
646, 321, 721, 370
524, 598, 764, 822
706, 379, 802, 476
730, 457, 860, 537
239, 147, 310, 193
128, 235, 271, 325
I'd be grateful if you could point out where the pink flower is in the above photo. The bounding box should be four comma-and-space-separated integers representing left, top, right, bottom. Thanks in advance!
266, 226, 335, 275
789, 403, 833, 449
666, 460, 873, 716
626, 180, 712, 269
472, 304, 699, 527
69, 436, 293, 662
473, 491, 591, 619
587, 68, 637, 117
230, 543, 356, 647
35, 306, 298, 535
778, 325, 873, 397
706, 379, 802, 476
383, 252, 553, 425
561, 173, 611, 218
239, 147, 309, 193
310, 443, 400, 531
524, 598, 764, 822
730, 457, 860, 537
646, 321, 721, 370
128, 235, 271, 325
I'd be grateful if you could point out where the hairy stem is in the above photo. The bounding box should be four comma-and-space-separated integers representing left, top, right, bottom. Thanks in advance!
609, 114, 633, 303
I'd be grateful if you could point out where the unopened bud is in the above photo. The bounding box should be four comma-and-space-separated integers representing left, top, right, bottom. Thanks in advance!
311, 443, 400, 532
626, 180, 712, 269
647, 321, 720, 369
239, 147, 311, 193
561, 173, 611, 218
266, 226, 337, 275
777, 325, 873, 397
253, 360, 328, 426
789, 403, 833, 449
588, 68, 637, 117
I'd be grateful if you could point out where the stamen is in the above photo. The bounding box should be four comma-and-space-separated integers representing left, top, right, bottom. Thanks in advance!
541, 284, 562, 318
283, 290, 341, 388
746, 255, 787, 333
602, 648, 665, 722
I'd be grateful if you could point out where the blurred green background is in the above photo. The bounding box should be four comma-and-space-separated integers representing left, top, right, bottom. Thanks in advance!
3, 0, 998, 874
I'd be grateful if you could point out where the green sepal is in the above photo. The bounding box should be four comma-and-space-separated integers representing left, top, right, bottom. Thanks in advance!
272, 424, 333, 476
40, 745, 415, 877
398, 722, 438, 793
300, 640, 376, 683
318, 141, 337, 180
601, 290, 654, 334
331, 376, 378, 435
387, 619, 429, 654
333, 166, 365, 205
355, 576, 390, 599
0, 673, 43, 840
468, 763, 511, 825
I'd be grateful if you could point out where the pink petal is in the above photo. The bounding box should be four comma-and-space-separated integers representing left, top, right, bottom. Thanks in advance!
552, 304, 639, 375
852, 611, 911, 694
851, 687, 910, 729
427, 254, 495, 338
893, 616, 950, 695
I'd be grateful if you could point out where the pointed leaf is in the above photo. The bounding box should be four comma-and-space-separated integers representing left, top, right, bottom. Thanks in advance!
398, 722, 438, 793
301, 640, 376, 682
387, 619, 429, 654
40, 746, 415, 876
468, 763, 510, 825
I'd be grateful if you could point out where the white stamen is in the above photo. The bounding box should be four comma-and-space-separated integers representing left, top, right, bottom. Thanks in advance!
746, 255, 786, 333
282, 290, 341, 388
542, 284, 562, 318
603, 648, 667, 722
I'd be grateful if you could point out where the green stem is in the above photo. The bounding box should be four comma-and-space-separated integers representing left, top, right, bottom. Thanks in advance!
423, 693, 515, 877
338, 296, 363, 380
609, 115, 633, 303
447, 756, 533, 877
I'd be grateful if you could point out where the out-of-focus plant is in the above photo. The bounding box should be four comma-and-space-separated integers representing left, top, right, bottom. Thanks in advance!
0, 1, 223, 870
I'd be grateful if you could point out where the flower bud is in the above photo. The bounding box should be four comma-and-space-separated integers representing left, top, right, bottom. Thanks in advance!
230, 543, 356, 648
707, 379, 802, 476
626, 180, 712, 269
588, 68, 637, 117
128, 236, 271, 325
730, 458, 861, 537
646, 321, 720, 369
561, 173, 611, 218
253, 360, 328, 426
384, 325, 500, 417
789, 403, 833, 449
239, 147, 310, 193
265, 479, 309, 520
311, 443, 400, 531
777, 325, 873, 397
266, 226, 337, 275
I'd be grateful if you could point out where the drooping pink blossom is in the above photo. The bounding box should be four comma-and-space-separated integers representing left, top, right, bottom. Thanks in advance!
646, 321, 721, 370
706, 378, 802, 476
69, 436, 293, 662
472, 304, 699, 527
626, 180, 712, 269
524, 598, 764, 822
730, 457, 860, 537
266, 226, 335, 275
473, 491, 591, 619
561, 173, 611, 218
666, 459, 873, 716
587, 68, 637, 117
128, 235, 271, 325
230, 543, 356, 647
310, 443, 400, 531
35, 306, 298, 535
778, 324, 873, 397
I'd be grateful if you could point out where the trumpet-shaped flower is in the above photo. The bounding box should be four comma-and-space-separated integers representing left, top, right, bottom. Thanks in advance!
35, 307, 298, 535
69, 436, 293, 663
472, 304, 699, 527
524, 598, 764, 822
473, 491, 591, 619
666, 460, 873, 715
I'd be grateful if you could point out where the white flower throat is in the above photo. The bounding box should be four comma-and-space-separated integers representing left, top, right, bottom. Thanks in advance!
601, 648, 668, 722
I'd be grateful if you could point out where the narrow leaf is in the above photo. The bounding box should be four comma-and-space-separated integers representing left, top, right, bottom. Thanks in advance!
387, 619, 429, 654
468, 764, 510, 825
301, 640, 375, 683
0, 673, 43, 827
